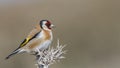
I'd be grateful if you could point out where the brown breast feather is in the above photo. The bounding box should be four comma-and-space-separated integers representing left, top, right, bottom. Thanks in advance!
43, 30, 51, 40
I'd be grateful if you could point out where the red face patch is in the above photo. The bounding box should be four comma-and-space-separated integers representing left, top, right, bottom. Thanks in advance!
45, 21, 51, 29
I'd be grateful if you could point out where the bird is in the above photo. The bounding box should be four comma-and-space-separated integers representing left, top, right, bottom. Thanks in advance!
5, 20, 55, 59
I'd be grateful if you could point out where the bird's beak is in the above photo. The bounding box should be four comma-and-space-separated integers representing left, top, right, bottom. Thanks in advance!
50, 24, 55, 28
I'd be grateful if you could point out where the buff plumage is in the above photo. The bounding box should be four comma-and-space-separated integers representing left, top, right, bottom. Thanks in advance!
5, 20, 54, 59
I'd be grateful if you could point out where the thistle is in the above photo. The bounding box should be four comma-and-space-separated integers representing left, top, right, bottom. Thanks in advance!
35, 40, 66, 68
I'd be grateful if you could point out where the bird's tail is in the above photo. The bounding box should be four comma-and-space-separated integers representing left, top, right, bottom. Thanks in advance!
5, 49, 20, 60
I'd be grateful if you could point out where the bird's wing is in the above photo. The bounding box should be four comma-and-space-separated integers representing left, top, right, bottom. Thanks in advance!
19, 24, 41, 48
27, 24, 41, 39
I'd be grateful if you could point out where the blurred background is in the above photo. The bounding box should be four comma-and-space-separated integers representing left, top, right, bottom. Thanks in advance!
0, 0, 120, 68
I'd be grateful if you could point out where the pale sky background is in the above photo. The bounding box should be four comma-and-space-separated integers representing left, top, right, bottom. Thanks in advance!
0, 0, 120, 68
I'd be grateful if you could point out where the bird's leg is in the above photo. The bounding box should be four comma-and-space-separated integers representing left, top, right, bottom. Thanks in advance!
36, 55, 40, 60
32, 50, 40, 60
35, 51, 39, 55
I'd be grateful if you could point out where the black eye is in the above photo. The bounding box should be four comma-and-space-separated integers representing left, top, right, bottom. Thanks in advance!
46, 21, 51, 29
46, 22, 50, 27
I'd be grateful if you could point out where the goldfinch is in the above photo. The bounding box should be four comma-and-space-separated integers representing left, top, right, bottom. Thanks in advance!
5, 20, 54, 59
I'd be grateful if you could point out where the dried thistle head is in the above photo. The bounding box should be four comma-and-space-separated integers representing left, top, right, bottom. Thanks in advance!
35, 40, 66, 68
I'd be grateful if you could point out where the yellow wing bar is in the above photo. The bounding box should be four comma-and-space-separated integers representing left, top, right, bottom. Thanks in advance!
20, 38, 30, 47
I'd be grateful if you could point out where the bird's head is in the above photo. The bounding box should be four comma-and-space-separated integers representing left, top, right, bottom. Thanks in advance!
40, 20, 55, 30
